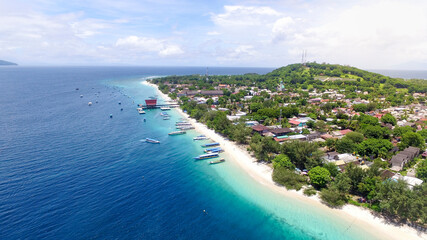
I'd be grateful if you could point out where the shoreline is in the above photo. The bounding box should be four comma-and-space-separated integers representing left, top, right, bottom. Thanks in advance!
142, 80, 426, 240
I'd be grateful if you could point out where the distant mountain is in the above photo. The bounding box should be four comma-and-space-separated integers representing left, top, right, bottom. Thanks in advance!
0, 60, 17, 66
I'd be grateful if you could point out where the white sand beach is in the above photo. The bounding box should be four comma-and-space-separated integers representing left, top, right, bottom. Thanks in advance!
143, 80, 426, 240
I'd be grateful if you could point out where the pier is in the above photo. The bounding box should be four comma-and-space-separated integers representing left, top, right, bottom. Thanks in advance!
137, 103, 180, 109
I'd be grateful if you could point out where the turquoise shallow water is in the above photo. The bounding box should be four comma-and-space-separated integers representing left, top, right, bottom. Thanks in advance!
0, 66, 380, 239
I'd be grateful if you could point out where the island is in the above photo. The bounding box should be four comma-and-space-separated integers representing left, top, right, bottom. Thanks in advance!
0, 60, 18, 66
148, 62, 427, 237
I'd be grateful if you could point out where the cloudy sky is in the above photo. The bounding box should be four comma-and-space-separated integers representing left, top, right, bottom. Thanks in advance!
1, 0, 426, 69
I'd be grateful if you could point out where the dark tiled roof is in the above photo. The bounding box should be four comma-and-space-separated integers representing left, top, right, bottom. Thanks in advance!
269, 128, 292, 134
252, 125, 268, 132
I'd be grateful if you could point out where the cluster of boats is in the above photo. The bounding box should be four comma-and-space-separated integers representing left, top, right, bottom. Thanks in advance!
193, 142, 226, 164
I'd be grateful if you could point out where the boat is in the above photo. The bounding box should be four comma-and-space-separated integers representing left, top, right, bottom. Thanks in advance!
88, 102, 92, 106
209, 158, 225, 164
176, 122, 191, 126
163, 116, 170, 120
160, 112, 169, 117
176, 121, 190, 125
145, 138, 160, 144
168, 130, 186, 135
193, 135, 208, 141
201, 142, 220, 148
204, 147, 223, 153
194, 153, 219, 160
177, 126, 195, 130
137, 108, 146, 114
160, 107, 171, 111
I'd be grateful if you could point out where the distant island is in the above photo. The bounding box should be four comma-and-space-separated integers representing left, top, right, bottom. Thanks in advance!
0, 60, 18, 66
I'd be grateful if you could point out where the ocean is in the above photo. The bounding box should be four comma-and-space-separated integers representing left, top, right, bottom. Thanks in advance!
1, 66, 422, 240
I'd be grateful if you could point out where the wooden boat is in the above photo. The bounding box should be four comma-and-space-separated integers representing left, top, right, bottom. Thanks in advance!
204, 147, 223, 153
201, 142, 220, 148
168, 130, 186, 135
177, 126, 194, 130
209, 158, 225, 164
145, 138, 160, 144
193, 135, 208, 141
194, 153, 219, 160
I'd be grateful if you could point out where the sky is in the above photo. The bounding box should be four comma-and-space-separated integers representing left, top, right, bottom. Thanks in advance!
0, 0, 427, 69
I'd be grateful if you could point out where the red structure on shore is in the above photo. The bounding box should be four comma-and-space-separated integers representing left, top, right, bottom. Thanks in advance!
145, 98, 157, 108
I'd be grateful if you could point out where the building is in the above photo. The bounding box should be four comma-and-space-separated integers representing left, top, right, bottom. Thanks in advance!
390, 146, 420, 171
252, 124, 269, 135
269, 128, 292, 137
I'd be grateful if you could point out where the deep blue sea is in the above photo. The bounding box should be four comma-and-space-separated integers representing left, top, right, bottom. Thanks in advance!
2, 66, 420, 240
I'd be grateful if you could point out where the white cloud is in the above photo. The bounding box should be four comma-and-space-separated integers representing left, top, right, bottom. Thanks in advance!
212, 5, 281, 27
281, 0, 427, 68
115, 36, 184, 57
207, 1, 427, 69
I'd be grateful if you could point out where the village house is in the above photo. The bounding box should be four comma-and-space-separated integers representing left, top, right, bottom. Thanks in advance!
390, 146, 420, 171
251, 124, 269, 135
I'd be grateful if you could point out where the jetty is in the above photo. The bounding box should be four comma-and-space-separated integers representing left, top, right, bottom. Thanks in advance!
138, 98, 179, 109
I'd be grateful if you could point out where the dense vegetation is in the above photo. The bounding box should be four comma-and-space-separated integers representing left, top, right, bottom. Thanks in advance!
153, 62, 427, 226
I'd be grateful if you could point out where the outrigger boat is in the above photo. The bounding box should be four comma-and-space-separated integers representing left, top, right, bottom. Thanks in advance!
175, 122, 191, 126
177, 126, 195, 130
201, 142, 220, 148
204, 147, 223, 153
145, 138, 160, 144
168, 130, 186, 135
209, 158, 225, 164
193, 135, 208, 141
194, 153, 219, 160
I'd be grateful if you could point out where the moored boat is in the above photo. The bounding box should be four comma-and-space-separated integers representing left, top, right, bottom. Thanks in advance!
175, 122, 191, 126
193, 135, 208, 141
163, 116, 170, 120
168, 130, 186, 135
209, 158, 225, 164
204, 147, 223, 153
137, 108, 146, 114
145, 138, 160, 144
160, 107, 171, 111
160, 112, 169, 117
177, 126, 195, 130
194, 153, 219, 160
201, 142, 220, 148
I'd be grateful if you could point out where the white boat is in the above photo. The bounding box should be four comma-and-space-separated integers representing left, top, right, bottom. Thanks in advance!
145, 138, 160, 144
193, 135, 208, 141
88, 102, 92, 106
160, 107, 171, 111
137, 108, 146, 114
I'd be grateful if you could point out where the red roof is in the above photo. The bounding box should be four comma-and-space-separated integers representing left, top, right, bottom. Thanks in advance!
289, 120, 300, 125
321, 134, 334, 139
340, 129, 353, 135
